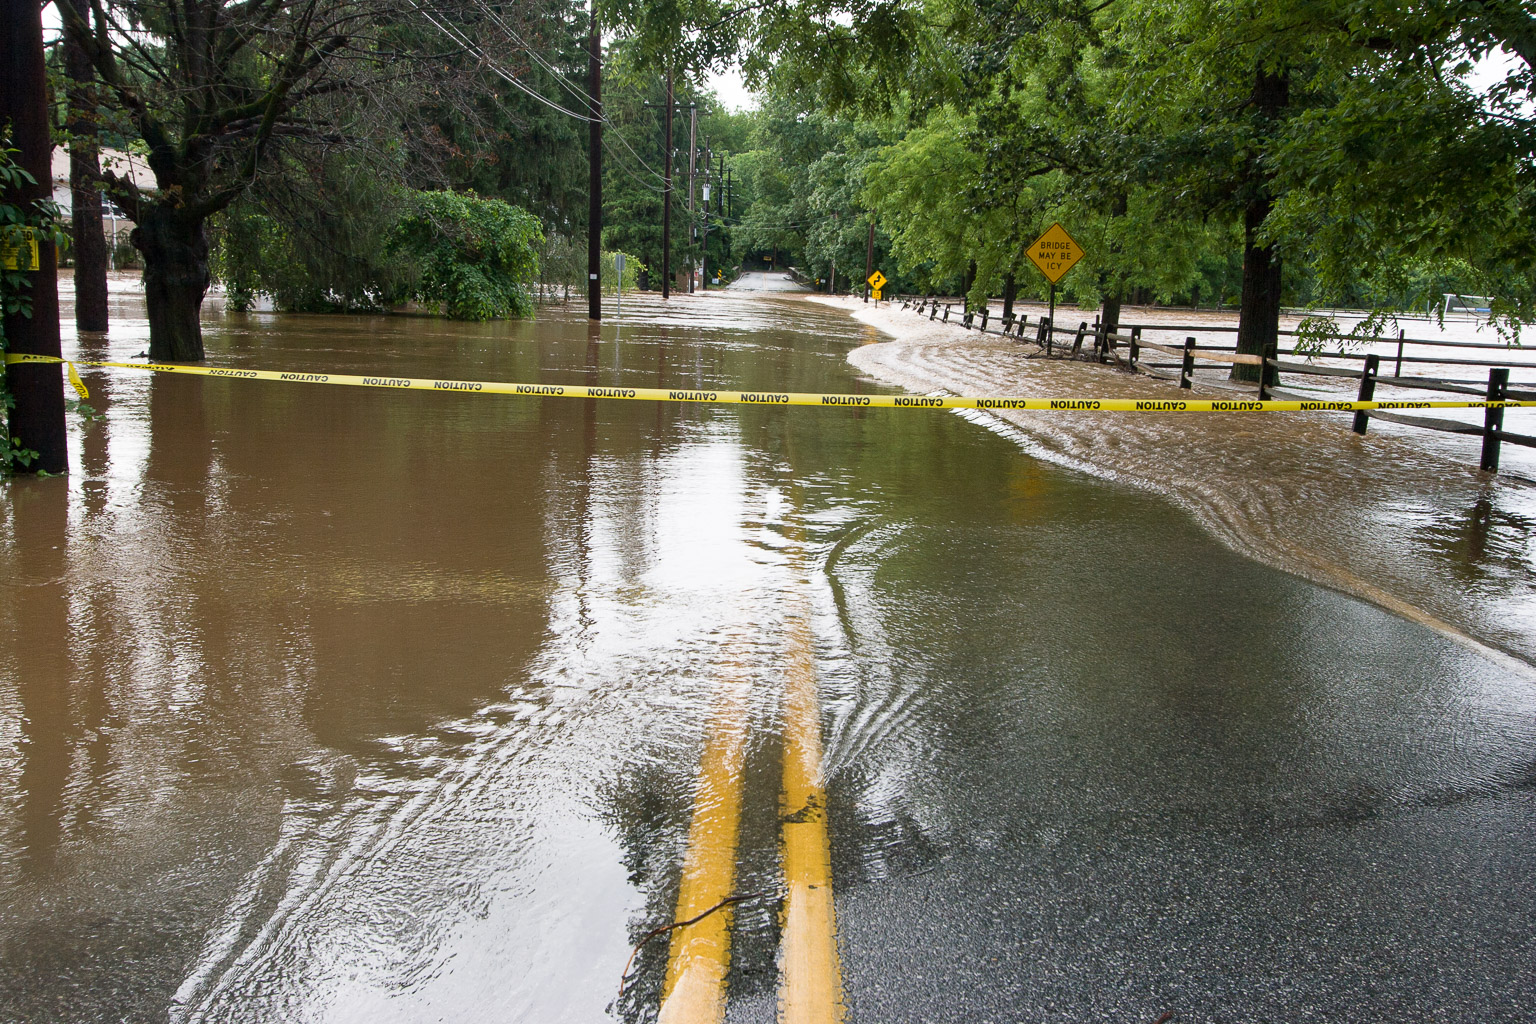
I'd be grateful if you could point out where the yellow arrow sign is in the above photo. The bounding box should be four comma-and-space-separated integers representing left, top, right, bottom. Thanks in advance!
867, 270, 887, 290
1026, 223, 1083, 285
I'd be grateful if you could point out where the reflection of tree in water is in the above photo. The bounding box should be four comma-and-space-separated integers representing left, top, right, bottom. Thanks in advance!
593, 717, 789, 1023
1421, 492, 1535, 582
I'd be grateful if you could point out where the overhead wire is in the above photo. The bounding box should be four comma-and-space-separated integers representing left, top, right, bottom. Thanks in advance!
426, 0, 677, 189
409, 1, 598, 122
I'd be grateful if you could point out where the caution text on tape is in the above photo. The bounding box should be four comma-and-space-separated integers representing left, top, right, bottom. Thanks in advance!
6, 353, 1532, 413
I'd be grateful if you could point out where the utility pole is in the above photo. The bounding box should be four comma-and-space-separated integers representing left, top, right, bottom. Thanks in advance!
662, 72, 672, 300
686, 102, 697, 293
1, 0, 67, 474
698, 149, 712, 290
863, 219, 875, 303
586, 8, 601, 321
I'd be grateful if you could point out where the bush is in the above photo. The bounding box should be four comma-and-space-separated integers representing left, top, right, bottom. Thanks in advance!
388, 191, 542, 321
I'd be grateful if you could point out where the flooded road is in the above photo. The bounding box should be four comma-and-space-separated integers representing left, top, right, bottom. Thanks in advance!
3, 283, 1535, 1022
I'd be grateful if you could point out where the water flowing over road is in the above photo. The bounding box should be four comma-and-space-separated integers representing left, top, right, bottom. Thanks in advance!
2, 282, 1534, 1022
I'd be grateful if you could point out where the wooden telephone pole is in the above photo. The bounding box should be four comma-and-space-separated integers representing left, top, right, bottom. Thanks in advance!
586, 10, 601, 321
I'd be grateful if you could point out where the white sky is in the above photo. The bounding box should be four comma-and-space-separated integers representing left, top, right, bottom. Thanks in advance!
706, 65, 759, 113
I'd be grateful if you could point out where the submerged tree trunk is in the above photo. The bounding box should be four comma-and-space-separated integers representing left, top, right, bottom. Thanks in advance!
65, 22, 108, 332
961, 260, 977, 309
1233, 196, 1282, 384
1101, 293, 1122, 342
1002, 272, 1017, 320
1232, 66, 1288, 385
133, 205, 209, 361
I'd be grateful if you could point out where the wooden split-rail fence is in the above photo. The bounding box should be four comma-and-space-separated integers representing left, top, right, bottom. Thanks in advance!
897, 295, 1536, 475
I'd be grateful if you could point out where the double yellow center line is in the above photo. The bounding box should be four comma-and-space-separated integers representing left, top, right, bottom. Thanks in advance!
657, 593, 845, 1023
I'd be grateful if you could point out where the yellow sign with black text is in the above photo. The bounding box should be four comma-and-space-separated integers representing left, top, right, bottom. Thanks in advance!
867, 270, 887, 290
1, 228, 41, 272
1026, 223, 1083, 284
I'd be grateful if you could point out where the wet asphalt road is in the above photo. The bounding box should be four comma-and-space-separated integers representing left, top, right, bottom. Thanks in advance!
3, 284, 1534, 1022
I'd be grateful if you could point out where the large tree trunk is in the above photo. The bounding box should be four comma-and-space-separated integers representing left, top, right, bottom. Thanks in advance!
1002, 272, 1017, 320
1233, 197, 1282, 384
65, 20, 108, 333
133, 205, 209, 361
1232, 66, 1288, 385
1101, 293, 1122, 341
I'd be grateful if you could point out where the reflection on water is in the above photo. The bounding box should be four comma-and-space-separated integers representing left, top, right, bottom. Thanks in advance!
1, 284, 1534, 1021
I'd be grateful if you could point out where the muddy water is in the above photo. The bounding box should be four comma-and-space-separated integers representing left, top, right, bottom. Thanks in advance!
847, 300, 1536, 667
2, 283, 1535, 1022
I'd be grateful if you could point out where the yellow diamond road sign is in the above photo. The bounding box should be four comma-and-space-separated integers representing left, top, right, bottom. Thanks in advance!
867, 270, 887, 290
1027, 223, 1083, 284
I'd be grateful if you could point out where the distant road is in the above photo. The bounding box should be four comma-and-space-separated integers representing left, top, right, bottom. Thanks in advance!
727, 270, 811, 292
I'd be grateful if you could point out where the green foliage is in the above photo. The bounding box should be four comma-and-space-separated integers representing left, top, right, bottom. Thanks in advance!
603, 250, 645, 292
211, 157, 413, 314
387, 190, 543, 321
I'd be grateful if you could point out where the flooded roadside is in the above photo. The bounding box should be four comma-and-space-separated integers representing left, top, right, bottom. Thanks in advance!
838, 297, 1536, 667
1, 280, 1534, 1021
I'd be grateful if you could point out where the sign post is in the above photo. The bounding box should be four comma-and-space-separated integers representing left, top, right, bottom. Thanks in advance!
1025, 223, 1084, 354
615, 252, 625, 321
867, 269, 887, 303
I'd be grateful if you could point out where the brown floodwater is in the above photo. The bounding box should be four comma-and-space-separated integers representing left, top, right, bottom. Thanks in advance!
3, 280, 1535, 1022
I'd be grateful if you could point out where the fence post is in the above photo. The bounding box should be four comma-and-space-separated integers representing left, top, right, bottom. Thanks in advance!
1481, 367, 1509, 473
1045, 317, 1054, 356
1017, 315, 1029, 338
1129, 326, 1141, 371
980, 307, 989, 332
1180, 337, 1195, 389
1394, 329, 1405, 379
930, 301, 938, 321
1352, 354, 1379, 435
1071, 320, 1088, 357
943, 305, 950, 322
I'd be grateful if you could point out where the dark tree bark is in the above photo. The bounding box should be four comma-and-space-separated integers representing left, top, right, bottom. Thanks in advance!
133, 207, 210, 362
65, 16, 108, 333
961, 259, 977, 309
1, 0, 67, 473
1233, 196, 1283, 384
1232, 66, 1288, 384
1002, 272, 1016, 320
1101, 293, 1122, 341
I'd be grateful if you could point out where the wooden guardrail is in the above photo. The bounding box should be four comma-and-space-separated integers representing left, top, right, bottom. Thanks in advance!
895, 294, 1534, 474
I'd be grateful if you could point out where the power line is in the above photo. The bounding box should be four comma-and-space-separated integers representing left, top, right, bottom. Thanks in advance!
415, 0, 677, 190
410, 1, 598, 122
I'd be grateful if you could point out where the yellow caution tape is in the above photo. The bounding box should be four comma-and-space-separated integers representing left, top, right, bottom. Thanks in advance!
6, 352, 1532, 412
66, 361, 89, 401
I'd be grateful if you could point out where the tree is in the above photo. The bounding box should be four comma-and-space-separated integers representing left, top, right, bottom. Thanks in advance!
55, 0, 545, 360
62, 2, 110, 332
387, 189, 542, 320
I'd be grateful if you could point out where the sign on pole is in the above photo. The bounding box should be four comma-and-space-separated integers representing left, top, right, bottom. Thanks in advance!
0, 227, 40, 271
867, 270, 887, 290
1026, 223, 1083, 284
